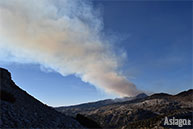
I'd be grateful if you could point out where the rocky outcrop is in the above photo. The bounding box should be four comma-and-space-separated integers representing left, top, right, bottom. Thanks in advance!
0, 68, 85, 128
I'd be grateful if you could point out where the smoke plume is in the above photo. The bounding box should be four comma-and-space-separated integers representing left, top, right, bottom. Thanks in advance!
0, 0, 140, 96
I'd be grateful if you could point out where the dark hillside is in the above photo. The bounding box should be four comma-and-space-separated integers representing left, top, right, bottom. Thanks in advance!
0, 68, 85, 128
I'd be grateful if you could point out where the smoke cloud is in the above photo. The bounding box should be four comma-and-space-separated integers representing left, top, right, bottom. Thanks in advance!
0, 0, 140, 96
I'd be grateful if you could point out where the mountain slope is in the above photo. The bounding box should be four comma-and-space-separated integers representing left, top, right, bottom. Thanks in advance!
84, 90, 192, 128
56, 89, 193, 129
0, 68, 85, 128
55, 93, 148, 117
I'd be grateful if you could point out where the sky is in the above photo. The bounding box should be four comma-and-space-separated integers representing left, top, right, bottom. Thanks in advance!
0, 0, 192, 106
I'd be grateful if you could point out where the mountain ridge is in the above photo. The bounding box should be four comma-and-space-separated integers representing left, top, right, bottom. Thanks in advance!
56, 92, 148, 109
56, 88, 193, 129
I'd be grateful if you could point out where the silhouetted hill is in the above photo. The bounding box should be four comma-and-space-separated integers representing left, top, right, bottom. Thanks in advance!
175, 89, 193, 97
147, 90, 193, 104
148, 93, 171, 99
173, 89, 193, 102
0, 68, 85, 128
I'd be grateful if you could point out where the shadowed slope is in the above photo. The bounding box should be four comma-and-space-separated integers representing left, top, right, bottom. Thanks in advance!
0, 68, 85, 128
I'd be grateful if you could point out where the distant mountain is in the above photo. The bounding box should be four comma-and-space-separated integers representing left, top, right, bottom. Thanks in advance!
148, 90, 193, 104
147, 93, 172, 99
175, 89, 193, 97
55, 92, 148, 117
135, 93, 148, 99
0, 68, 85, 128
56, 89, 193, 129
173, 89, 193, 102
113, 93, 148, 102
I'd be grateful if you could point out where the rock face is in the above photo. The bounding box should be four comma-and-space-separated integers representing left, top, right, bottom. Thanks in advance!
0, 68, 85, 128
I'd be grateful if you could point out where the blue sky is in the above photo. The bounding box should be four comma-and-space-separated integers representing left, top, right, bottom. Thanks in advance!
1, 1, 192, 106
100, 1, 192, 93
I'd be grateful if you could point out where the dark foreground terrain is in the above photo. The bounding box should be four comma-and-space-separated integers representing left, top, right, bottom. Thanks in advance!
0, 68, 85, 128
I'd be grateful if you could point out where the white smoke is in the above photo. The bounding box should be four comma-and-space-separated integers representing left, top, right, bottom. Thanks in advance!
0, 0, 140, 96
